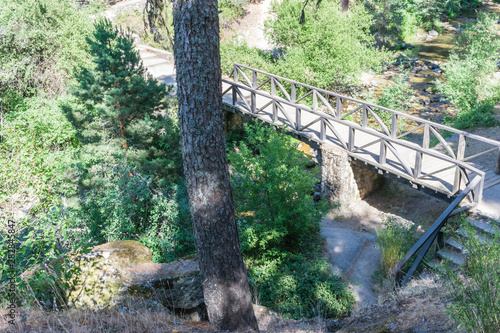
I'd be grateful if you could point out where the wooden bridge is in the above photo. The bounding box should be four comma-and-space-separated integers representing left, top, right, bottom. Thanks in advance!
221, 64, 500, 204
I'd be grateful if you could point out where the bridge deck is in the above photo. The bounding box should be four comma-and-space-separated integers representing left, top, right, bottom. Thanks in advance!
220, 65, 500, 202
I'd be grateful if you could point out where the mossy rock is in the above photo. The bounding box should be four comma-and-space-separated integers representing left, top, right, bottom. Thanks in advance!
18, 240, 204, 313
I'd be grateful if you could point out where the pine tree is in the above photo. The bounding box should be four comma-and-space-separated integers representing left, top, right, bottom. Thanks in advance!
74, 19, 168, 149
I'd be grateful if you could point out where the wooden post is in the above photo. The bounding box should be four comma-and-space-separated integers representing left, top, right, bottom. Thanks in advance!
313, 90, 318, 111
320, 119, 326, 142
336, 97, 342, 119
348, 127, 355, 152
232, 65, 239, 105
391, 113, 397, 138
362, 104, 367, 128
453, 134, 466, 193
251, 70, 257, 114
292, 84, 301, 131
415, 124, 430, 179
496, 147, 500, 175
379, 139, 387, 165
271, 77, 277, 122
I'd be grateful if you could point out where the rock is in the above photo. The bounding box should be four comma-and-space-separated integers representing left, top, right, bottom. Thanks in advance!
20, 241, 204, 317
314, 192, 322, 202
428, 30, 439, 37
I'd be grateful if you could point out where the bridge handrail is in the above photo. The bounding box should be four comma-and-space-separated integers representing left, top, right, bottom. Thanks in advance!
230, 63, 500, 148
392, 174, 483, 287
222, 78, 486, 186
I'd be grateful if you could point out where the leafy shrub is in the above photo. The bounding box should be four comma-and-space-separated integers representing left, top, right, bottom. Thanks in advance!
229, 122, 354, 319
444, 218, 500, 332
438, 14, 500, 129
0, 0, 97, 103
72, 163, 194, 263
375, 217, 418, 282
219, 0, 249, 24
0, 96, 80, 213
248, 255, 355, 319
220, 37, 274, 75
229, 122, 326, 256
376, 70, 413, 134
265, 0, 390, 89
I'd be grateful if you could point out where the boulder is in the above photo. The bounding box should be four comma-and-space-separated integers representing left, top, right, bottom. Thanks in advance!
20, 240, 204, 317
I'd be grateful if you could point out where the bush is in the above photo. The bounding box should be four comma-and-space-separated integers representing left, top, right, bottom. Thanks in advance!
375, 70, 413, 134
438, 14, 500, 129
229, 122, 354, 319
71, 163, 194, 263
0, 0, 97, 103
229, 122, 326, 257
265, 0, 390, 89
444, 218, 500, 332
375, 217, 418, 283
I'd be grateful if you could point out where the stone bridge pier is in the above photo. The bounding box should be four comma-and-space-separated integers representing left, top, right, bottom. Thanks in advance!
319, 144, 384, 207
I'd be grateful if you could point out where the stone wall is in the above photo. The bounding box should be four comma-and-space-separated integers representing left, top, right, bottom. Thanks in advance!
320, 144, 383, 207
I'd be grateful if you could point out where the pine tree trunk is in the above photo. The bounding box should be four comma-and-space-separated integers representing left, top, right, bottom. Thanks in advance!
172, 0, 259, 331
341, 0, 349, 12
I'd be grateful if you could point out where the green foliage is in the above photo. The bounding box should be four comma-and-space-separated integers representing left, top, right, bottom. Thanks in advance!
365, 0, 484, 41
375, 217, 418, 282
67, 18, 189, 262
375, 70, 413, 134
0, 0, 96, 103
220, 38, 274, 75
229, 122, 354, 319
248, 255, 355, 319
229, 123, 326, 256
73, 19, 169, 149
265, 0, 390, 89
444, 217, 500, 332
0, 96, 80, 209
69, 164, 194, 263
438, 14, 500, 129
219, 0, 249, 24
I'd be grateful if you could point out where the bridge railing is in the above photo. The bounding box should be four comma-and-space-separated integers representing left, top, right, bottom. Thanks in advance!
392, 175, 483, 287
222, 63, 492, 201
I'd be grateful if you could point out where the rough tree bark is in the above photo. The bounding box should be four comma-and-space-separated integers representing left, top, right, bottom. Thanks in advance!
172, 0, 259, 331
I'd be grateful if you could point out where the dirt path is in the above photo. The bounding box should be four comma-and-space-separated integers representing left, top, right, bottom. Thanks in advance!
233, 0, 272, 49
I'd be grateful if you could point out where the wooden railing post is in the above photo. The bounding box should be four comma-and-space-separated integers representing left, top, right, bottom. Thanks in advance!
251, 70, 257, 114
271, 78, 277, 122
414, 124, 430, 179
391, 113, 397, 138
336, 97, 342, 119
496, 147, 500, 175
320, 119, 326, 142
232, 65, 239, 105
291, 83, 301, 131
379, 139, 387, 165
362, 104, 367, 128
453, 134, 466, 193
313, 90, 318, 111
348, 127, 355, 152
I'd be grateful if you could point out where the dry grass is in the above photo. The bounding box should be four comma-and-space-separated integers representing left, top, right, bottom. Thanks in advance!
0, 307, 217, 333
0, 303, 332, 333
